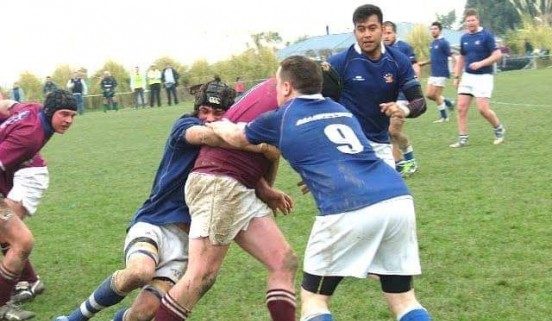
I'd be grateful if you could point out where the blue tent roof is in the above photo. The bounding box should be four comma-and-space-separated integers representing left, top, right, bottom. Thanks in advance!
277, 22, 463, 60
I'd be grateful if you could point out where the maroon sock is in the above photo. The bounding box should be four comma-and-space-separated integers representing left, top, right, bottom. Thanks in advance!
155, 293, 189, 321
19, 260, 38, 283
0, 263, 19, 305
266, 288, 296, 321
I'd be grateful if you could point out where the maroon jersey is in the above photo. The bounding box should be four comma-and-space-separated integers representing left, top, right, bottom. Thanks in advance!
0, 103, 51, 173
193, 78, 278, 188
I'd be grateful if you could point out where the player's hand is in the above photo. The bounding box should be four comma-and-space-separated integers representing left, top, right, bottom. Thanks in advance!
297, 180, 310, 195
260, 187, 294, 216
261, 144, 281, 161
469, 61, 483, 71
380, 102, 405, 119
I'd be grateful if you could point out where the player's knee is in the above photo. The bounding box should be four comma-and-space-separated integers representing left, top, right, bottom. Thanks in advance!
283, 247, 299, 274
119, 266, 155, 290
12, 231, 34, 260
127, 300, 159, 321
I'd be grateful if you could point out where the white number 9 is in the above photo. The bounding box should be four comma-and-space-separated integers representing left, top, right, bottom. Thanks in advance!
323, 124, 364, 154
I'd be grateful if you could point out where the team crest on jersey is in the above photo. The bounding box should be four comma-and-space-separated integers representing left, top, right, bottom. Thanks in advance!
383, 73, 394, 83
353, 75, 365, 81
0, 110, 30, 129
475, 40, 481, 45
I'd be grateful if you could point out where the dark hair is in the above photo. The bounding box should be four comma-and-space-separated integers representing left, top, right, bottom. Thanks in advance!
431, 21, 443, 30
353, 4, 383, 25
383, 21, 396, 32
279, 55, 322, 95
464, 8, 479, 19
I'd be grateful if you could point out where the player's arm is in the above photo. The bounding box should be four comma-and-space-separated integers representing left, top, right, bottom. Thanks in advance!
185, 124, 275, 157
478, 49, 502, 67
453, 54, 465, 87
418, 59, 430, 67
255, 176, 293, 216
382, 81, 426, 119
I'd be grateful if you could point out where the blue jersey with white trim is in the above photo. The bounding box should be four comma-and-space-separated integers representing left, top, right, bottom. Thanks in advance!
391, 40, 417, 64
129, 116, 201, 227
245, 96, 410, 216
328, 44, 418, 143
460, 28, 498, 75
430, 37, 452, 77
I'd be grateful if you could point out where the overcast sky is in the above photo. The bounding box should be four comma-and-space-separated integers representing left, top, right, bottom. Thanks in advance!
1, 0, 466, 87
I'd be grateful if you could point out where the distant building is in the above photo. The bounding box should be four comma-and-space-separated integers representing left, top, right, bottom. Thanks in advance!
277, 22, 463, 60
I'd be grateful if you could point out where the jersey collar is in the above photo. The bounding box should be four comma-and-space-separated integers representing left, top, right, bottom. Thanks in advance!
39, 110, 55, 138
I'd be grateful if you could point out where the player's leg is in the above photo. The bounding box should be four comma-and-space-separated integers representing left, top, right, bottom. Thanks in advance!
173, 86, 179, 105
389, 116, 417, 177
235, 215, 298, 321
55, 223, 160, 321
0, 200, 35, 320
371, 197, 431, 320
4, 166, 49, 303
382, 280, 431, 321
102, 93, 109, 112
473, 75, 505, 145
300, 275, 342, 321
426, 79, 449, 122
450, 75, 474, 147
112, 93, 119, 111
113, 279, 171, 321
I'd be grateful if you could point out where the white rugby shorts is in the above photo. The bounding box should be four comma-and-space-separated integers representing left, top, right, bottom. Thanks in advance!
368, 141, 394, 169
458, 73, 494, 98
303, 196, 422, 278
427, 76, 447, 87
7, 166, 49, 216
124, 222, 189, 284
185, 172, 273, 245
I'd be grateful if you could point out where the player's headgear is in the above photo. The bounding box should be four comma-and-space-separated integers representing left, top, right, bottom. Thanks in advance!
43, 89, 77, 124
320, 62, 342, 101
194, 80, 236, 111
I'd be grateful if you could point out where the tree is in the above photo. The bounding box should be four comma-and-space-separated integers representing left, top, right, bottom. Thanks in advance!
435, 9, 457, 29
18, 72, 42, 102
508, 0, 552, 25
464, 0, 521, 34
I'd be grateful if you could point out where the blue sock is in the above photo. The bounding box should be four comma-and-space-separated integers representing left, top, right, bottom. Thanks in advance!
304, 313, 334, 321
439, 107, 447, 119
399, 308, 432, 321
112, 308, 128, 321
403, 146, 415, 161
68, 274, 126, 320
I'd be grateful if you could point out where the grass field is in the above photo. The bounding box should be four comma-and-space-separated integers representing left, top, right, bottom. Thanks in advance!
23, 68, 552, 321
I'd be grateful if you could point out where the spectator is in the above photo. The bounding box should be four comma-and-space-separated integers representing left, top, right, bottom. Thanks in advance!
130, 66, 146, 108
235, 77, 245, 97
162, 64, 179, 106
147, 65, 162, 107
10, 82, 25, 102
66, 71, 88, 115
43, 76, 58, 97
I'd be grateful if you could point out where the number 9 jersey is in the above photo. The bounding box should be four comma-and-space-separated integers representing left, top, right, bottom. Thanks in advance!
245, 95, 410, 216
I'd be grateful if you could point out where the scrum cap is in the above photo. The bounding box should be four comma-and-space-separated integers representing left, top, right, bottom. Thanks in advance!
194, 80, 236, 111
43, 89, 77, 123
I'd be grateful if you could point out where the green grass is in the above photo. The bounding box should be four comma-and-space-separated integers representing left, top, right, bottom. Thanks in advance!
24, 68, 552, 320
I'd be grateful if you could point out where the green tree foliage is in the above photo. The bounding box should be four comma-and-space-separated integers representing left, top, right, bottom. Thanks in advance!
504, 16, 552, 53
465, 0, 521, 34
18, 72, 42, 102
51, 65, 74, 94
406, 24, 432, 62
509, 0, 552, 24
250, 31, 283, 50
435, 9, 457, 29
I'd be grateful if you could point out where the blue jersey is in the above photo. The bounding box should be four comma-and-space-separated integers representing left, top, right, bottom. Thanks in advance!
245, 95, 410, 216
389, 40, 417, 101
391, 40, 417, 64
328, 44, 418, 143
460, 28, 498, 75
430, 37, 452, 77
129, 116, 202, 227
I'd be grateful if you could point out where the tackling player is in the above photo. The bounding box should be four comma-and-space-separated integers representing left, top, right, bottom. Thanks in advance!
209, 54, 432, 321
53, 81, 284, 321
